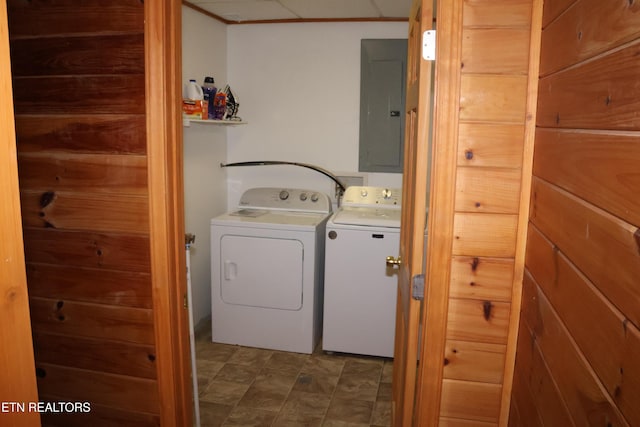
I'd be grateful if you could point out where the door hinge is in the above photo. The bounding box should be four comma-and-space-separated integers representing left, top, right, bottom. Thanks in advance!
412, 274, 425, 301
422, 30, 436, 61
183, 293, 188, 309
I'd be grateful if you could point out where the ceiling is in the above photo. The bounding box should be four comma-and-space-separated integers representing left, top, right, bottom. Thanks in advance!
185, 0, 412, 23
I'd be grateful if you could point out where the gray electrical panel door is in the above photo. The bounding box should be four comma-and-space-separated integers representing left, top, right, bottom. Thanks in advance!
359, 39, 407, 173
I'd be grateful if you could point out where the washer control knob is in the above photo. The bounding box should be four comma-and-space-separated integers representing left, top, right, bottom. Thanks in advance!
299, 192, 308, 201
279, 190, 289, 200
382, 188, 392, 199
360, 189, 368, 198
310, 193, 319, 202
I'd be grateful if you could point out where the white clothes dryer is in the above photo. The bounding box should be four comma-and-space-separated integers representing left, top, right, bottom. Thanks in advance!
323, 186, 402, 358
211, 187, 332, 354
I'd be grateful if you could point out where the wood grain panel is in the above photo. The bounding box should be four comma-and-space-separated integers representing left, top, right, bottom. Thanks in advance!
15, 115, 146, 154
460, 75, 528, 123
34, 332, 156, 379
452, 213, 518, 257
458, 123, 525, 168
6, 0, 143, 38
540, 0, 640, 76
23, 228, 151, 273
526, 225, 640, 426
533, 128, 640, 227
26, 263, 152, 309
21, 191, 149, 234
541, 0, 577, 28
36, 363, 159, 414
440, 379, 502, 423
514, 319, 575, 426
450, 256, 514, 302
462, 0, 532, 28
18, 153, 147, 194
530, 178, 640, 328
537, 42, 640, 130
455, 167, 521, 214
446, 298, 510, 345
13, 75, 145, 115
30, 297, 154, 345
461, 29, 530, 74
39, 401, 160, 427
440, 417, 496, 426
444, 340, 506, 384
510, 363, 543, 427
521, 272, 631, 426
10, 34, 144, 76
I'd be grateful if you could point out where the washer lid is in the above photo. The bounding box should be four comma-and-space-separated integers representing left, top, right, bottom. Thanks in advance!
332, 206, 401, 228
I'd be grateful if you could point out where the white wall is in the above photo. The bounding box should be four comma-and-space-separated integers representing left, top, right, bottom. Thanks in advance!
182, 6, 228, 326
226, 22, 408, 208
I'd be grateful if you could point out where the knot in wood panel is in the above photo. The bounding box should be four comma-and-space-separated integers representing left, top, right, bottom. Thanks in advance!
482, 301, 493, 321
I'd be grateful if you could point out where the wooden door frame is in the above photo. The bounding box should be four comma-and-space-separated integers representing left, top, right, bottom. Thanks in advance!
0, 2, 41, 426
145, 2, 193, 426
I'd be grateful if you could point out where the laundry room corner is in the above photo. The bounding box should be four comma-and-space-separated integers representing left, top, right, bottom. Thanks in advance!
182, 5, 228, 328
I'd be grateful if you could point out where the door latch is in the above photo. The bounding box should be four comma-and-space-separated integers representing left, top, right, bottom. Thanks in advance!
412, 274, 425, 301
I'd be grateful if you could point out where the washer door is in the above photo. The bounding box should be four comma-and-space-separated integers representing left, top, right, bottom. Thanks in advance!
219, 235, 303, 310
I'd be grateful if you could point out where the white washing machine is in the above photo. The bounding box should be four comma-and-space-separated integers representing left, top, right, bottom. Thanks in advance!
211, 187, 332, 354
323, 186, 402, 358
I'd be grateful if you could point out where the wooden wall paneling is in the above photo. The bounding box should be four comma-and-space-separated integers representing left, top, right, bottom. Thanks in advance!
459, 75, 528, 123
12, 75, 146, 115
450, 256, 514, 302
509, 364, 543, 427
521, 272, 631, 426
444, 340, 506, 384
457, 123, 525, 169
23, 228, 151, 272
26, 263, 152, 309
540, 0, 640, 76
541, 0, 577, 28
0, 0, 40, 424
33, 332, 157, 379
537, 41, 640, 130
15, 115, 147, 154
461, 29, 530, 74
39, 402, 160, 427
18, 153, 148, 194
526, 225, 640, 426
533, 128, 640, 227
529, 178, 640, 328
440, 417, 497, 427
455, 167, 521, 214
452, 213, 518, 258
513, 318, 575, 426
20, 191, 149, 234
446, 298, 510, 345
29, 297, 155, 345
10, 34, 144, 76
36, 363, 159, 414
440, 379, 502, 423
462, 0, 532, 28
6, 0, 144, 37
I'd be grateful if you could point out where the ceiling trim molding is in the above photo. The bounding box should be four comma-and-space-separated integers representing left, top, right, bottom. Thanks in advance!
182, 1, 408, 25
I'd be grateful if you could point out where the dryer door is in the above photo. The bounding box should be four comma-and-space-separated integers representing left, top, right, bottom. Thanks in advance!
219, 235, 303, 310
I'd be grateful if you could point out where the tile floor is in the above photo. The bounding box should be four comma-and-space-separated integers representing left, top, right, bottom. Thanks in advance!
195, 329, 393, 426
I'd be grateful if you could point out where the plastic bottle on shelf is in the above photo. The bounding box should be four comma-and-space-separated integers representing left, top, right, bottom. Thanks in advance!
213, 91, 227, 120
183, 79, 205, 119
202, 76, 217, 120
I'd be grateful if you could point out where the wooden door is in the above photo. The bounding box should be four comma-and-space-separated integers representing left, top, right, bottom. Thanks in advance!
0, 1, 40, 425
391, 0, 434, 424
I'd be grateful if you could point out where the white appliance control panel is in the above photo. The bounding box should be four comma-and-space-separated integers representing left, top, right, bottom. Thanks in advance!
238, 187, 332, 213
341, 186, 402, 208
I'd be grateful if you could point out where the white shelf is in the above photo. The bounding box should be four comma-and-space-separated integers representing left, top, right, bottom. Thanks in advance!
183, 118, 247, 127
